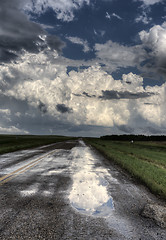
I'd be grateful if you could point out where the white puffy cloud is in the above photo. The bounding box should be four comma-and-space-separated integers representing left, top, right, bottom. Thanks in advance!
1, 23, 166, 135
94, 23, 166, 79
94, 40, 145, 71
5, 63, 130, 127
0, 125, 29, 134
24, 0, 90, 22
0, 0, 165, 136
66, 36, 90, 52
1, 48, 166, 136
138, 84, 166, 126
139, 22, 166, 76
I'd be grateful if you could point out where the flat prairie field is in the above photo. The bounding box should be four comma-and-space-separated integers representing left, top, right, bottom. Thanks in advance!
0, 135, 74, 155
85, 139, 166, 199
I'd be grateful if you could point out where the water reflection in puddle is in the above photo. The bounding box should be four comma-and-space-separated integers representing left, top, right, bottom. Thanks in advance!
20, 183, 39, 197
69, 141, 114, 217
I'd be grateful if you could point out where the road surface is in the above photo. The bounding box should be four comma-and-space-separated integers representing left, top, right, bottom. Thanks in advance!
0, 140, 165, 239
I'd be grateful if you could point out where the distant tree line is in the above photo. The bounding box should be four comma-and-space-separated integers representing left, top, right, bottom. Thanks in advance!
100, 135, 166, 141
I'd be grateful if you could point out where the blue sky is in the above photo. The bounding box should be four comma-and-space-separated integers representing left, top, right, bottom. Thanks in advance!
0, 0, 166, 136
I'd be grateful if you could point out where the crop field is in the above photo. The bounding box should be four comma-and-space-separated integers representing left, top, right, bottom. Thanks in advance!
0, 135, 74, 155
85, 138, 166, 199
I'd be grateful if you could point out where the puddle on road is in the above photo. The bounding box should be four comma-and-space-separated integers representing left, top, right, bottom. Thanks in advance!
20, 183, 54, 197
69, 141, 114, 217
42, 168, 65, 176
20, 183, 39, 197
16, 141, 114, 217
0, 149, 42, 174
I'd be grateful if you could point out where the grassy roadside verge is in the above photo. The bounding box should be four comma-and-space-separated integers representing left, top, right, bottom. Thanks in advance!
0, 135, 76, 155
85, 138, 166, 200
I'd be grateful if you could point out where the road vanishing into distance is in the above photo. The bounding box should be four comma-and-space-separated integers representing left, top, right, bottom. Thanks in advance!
0, 140, 165, 240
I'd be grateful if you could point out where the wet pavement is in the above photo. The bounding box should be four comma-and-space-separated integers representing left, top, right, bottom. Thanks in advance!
0, 140, 165, 239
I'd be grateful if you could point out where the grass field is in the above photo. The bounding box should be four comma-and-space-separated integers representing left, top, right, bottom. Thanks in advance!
85, 138, 166, 199
0, 135, 75, 155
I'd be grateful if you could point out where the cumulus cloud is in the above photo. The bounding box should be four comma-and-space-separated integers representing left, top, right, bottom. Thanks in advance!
139, 22, 166, 77
94, 40, 145, 72
1, 0, 165, 136
66, 37, 90, 52
0, 125, 29, 134
1, 50, 166, 136
24, 0, 90, 22
0, 0, 65, 63
94, 23, 166, 80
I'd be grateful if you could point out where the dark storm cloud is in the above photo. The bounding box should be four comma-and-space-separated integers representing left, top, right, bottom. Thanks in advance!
82, 92, 93, 98
144, 102, 157, 105
0, 95, 74, 135
0, 93, 29, 113
140, 50, 166, 78
125, 81, 132, 85
56, 104, 73, 114
116, 125, 134, 133
45, 35, 65, 52
0, 49, 17, 62
38, 101, 47, 114
145, 126, 164, 134
0, 0, 64, 62
73, 90, 154, 100
100, 90, 154, 100
157, 58, 166, 76
73, 93, 82, 97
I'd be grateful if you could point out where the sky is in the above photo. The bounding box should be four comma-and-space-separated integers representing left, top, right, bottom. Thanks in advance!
0, 0, 166, 137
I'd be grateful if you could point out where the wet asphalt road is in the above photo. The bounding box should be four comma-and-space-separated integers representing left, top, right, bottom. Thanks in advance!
0, 140, 165, 240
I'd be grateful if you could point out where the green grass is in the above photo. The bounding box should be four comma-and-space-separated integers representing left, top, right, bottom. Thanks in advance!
0, 134, 75, 155
85, 138, 166, 199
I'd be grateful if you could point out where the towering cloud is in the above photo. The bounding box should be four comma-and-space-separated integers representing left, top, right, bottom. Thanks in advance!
139, 22, 166, 77
0, 0, 165, 136
1, 54, 165, 135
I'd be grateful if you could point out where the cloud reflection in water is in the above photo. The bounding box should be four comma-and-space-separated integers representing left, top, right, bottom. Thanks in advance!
69, 141, 114, 217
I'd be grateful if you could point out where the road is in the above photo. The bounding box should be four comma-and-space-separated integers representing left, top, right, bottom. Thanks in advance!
0, 140, 165, 240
